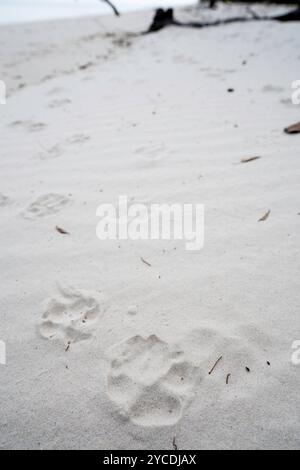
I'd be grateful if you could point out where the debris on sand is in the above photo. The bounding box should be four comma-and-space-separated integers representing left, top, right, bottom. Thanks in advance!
208, 356, 223, 375
56, 226, 70, 235
141, 257, 152, 267
241, 156, 261, 164
78, 62, 93, 71
172, 437, 178, 451
258, 210, 271, 222
284, 122, 300, 134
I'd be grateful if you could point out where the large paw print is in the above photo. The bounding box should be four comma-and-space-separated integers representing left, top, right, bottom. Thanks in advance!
22, 193, 70, 220
39, 286, 101, 347
106, 335, 200, 427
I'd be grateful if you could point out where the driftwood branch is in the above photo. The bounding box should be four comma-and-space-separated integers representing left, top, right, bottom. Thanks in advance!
146, 6, 300, 33
101, 0, 120, 17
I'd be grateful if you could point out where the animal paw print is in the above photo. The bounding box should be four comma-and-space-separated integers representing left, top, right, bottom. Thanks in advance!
66, 134, 90, 145
0, 193, 11, 207
22, 193, 70, 219
134, 143, 166, 161
39, 286, 101, 347
106, 335, 200, 427
48, 98, 71, 109
38, 134, 90, 160
9, 120, 47, 132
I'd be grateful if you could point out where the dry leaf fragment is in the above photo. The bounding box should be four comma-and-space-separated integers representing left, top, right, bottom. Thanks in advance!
241, 156, 261, 164
258, 210, 271, 222
284, 122, 300, 134
78, 62, 93, 71
141, 257, 151, 267
56, 226, 70, 235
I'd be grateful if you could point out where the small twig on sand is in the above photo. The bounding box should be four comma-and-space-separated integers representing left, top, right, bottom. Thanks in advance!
141, 257, 152, 267
172, 437, 178, 451
241, 156, 261, 164
56, 226, 70, 235
65, 341, 71, 352
226, 373, 231, 385
258, 210, 271, 222
100, 0, 120, 17
208, 356, 223, 375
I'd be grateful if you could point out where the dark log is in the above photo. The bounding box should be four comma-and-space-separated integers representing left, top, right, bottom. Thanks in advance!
146, 6, 300, 34
148, 8, 175, 32
275, 6, 300, 21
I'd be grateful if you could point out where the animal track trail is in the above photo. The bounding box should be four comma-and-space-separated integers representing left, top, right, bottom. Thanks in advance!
38, 144, 62, 160
22, 193, 70, 219
9, 120, 47, 132
48, 98, 71, 109
39, 286, 102, 346
37, 134, 90, 160
106, 335, 200, 427
134, 143, 166, 162
0, 193, 11, 207
46, 86, 66, 96
66, 134, 90, 145
262, 84, 284, 94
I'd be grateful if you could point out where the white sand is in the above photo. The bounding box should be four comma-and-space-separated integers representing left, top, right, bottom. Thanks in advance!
1, 3, 300, 450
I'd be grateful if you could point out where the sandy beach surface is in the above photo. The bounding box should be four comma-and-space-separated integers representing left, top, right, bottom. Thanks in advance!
0, 2, 300, 450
